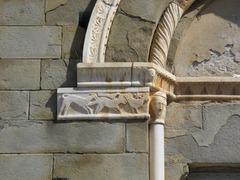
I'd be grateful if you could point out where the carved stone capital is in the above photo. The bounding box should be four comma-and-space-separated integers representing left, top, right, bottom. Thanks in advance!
149, 91, 167, 124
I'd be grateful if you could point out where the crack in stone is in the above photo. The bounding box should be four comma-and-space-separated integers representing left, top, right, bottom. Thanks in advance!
119, 8, 155, 24
46, 0, 68, 14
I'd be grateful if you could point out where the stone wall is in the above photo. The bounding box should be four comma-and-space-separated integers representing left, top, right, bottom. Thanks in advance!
0, 0, 148, 179
1, 0, 240, 179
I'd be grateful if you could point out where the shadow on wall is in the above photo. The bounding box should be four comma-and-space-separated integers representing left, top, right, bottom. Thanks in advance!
197, 0, 240, 27
183, 0, 240, 27
46, 0, 97, 120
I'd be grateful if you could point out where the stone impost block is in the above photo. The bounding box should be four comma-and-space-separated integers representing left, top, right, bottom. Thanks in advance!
0, 27, 61, 59
77, 62, 175, 92
0, 154, 53, 180
0, 60, 40, 90
53, 154, 149, 180
57, 87, 150, 121
0, 121, 125, 153
126, 122, 148, 152
0, 0, 44, 25
0, 91, 29, 120
30, 91, 56, 120
77, 62, 132, 87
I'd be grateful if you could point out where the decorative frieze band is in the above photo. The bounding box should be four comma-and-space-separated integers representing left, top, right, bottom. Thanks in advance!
57, 87, 150, 120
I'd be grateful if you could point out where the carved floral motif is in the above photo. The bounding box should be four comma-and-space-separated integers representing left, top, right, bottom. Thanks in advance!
83, 0, 120, 63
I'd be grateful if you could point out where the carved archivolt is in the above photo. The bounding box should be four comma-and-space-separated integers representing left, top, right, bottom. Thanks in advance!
83, 0, 195, 65
82, 0, 120, 63
149, 0, 195, 67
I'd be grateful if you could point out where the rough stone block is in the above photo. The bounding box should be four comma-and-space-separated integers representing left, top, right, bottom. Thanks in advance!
120, 0, 171, 23
62, 26, 85, 59
30, 91, 56, 120
0, 27, 61, 59
41, 59, 78, 89
0, 121, 125, 153
46, 0, 92, 25
126, 122, 148, 152
53, 154, 148, 180
106, 14, 154, 62
0, 60, 40, 90
0, 0, 44, 25
0, 91, 29, 120
0, 154, 53, 180
166, 103, 240, 163
165, 102, 202, 138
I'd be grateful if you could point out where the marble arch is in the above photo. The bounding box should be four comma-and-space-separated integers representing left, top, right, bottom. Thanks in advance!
82, 0, 198, 65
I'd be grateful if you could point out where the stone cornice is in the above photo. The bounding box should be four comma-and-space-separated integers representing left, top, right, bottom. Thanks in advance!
57, 62, 240, 121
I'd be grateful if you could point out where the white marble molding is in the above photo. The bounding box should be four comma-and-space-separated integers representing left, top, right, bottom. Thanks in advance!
82, 0, 121, 63
149, 0, 196, 67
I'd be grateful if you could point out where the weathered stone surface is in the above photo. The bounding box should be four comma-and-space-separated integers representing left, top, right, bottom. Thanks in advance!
106, 14, 154, 62
188, 45, 239, 76
193, 103, 240, 146
54, 154, 148, 180
46, 0, 68, 12
0, 27, 61, 59
174, 0, 240, 76
126, 122, 148, 152
46, 0, 92, 25
0, 154, 53, 180
165, 102, 202, 138
0, 0, 44, 25
30, 91, 56, 120
62, 26, 85, 59
166, 162, 189, 180
0, 121, 125, 153
0, 60, 40, 90
120, 0, 171, 23
166, 102, 240, 163
41, 59, 78, 89
0, 91, 28, 120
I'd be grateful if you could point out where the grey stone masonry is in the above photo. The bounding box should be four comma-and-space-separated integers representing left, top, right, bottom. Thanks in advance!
166, 102, 240, 164
30, 91, 56, 120
46, 0, 92, 25
53, 153, 149, 180
0, 121, 125, 153
41, 59, 78, 89
62, 26, 85, 59
0, 27, 61, 59
0, 154, 53, 180
0, 0, 45, 25
0, 60, 40, 90
126, 122, 148, 152
0, 91, 29, 120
